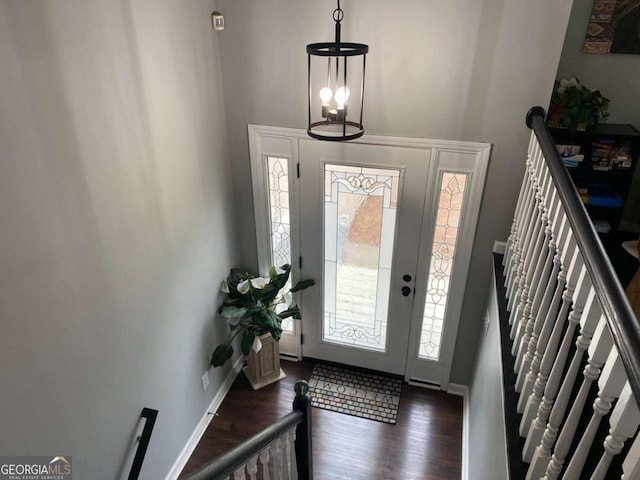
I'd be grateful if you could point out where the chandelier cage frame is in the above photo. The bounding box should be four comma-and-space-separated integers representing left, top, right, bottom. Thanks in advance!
306, 1, 369, 141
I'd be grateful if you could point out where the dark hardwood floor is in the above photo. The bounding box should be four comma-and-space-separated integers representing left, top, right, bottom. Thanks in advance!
180, 360, 463, 480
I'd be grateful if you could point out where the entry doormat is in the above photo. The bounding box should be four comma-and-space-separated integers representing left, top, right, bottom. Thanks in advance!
308, 363, 402, 424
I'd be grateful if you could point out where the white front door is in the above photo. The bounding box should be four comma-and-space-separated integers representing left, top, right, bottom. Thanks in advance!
298, 139, 431, 375
248, 126, 490, 386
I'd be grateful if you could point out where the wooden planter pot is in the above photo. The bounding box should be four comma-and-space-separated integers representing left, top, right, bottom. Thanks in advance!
243, 333, 286, 390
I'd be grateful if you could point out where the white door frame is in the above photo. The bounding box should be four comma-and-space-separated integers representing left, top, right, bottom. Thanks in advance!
248, 124, 491, 386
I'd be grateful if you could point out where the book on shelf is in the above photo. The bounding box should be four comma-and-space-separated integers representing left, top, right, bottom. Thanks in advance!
591, 140, 614, 171
585, 184, 622, 208
556, 144, 584, 168
592, 220, 611, 234
574, 184, 623, 208
611, 142, 634, 170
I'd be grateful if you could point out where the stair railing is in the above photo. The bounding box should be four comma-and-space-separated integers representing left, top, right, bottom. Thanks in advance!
502, 107, 640, 479
182, 380, 312, 480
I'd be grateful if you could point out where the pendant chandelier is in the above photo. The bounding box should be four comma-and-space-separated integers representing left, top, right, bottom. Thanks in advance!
307, 0, 368, 141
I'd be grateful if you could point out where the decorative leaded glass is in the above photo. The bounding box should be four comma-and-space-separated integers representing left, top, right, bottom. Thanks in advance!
419, 172, 468, 360
267, 156, 293, 333
323, 164, 400, 351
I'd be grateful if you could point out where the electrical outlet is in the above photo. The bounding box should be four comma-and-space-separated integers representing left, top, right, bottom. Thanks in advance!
201, 370, 210, 391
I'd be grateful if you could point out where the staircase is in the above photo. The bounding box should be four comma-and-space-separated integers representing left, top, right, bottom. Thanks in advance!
181, 381, 312, 480
497, 107, 640, 479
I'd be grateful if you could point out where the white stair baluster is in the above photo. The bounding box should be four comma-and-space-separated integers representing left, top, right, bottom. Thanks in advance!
507, 163, 538, 313
288, 428, 298, 480
524, 274, 585, 474
504, 159, 530, 270
520, 260, 573, 437
622, 432, 640, 480
514, 184, 552, 373
246, 455, 258, 480
520, 232, 577, 435
259, 448, 271, 480
522, 233, 580, 451
506, 172, 532, 307
564, 342, 624, 479
517, 222, 562, 405
542, 289, 605, 479
516, 201, 568, 379
505, 144, 536, 295
515, 182, 559, 387
273, 438, 283, 478
282, 428, 294, 480
590, 382, 640, 480
232, 465, 246, 480
510, 171, 542, 333
526, 264, 589, 476
504, 139, 532, 283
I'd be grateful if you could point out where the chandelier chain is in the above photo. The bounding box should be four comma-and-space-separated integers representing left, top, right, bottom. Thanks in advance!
333, 0, 344, 23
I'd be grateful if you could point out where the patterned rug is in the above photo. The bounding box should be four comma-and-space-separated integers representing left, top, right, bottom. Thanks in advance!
308, 363, 402, 424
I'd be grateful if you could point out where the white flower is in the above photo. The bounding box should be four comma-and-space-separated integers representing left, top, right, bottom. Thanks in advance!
227, 316, 241, 326
220, 280, 229, 293
557, 77, 579, 94
274, 291, 292, 314
250, 277, 269, 289
237, 279, 250, 294
252, 336, 262, 353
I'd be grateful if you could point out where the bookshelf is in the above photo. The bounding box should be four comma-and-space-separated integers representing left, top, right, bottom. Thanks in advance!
549, 123, 640, 238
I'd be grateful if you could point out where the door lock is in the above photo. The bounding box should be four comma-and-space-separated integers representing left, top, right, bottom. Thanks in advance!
401, 286, 412, 296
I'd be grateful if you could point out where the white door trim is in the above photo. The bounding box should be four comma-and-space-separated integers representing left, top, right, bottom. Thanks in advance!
248, 124, 491, 384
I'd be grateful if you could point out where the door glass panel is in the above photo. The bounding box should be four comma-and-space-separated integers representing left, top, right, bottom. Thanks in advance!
323, 164, 400, 351
419, 172, 468, 360
266, 156, 293, 333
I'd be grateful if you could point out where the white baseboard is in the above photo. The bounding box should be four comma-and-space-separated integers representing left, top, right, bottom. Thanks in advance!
447, 383, 469, 480
493, 241, 507, 254
165, 355, 244, 480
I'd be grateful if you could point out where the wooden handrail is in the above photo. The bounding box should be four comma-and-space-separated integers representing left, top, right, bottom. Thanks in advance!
526, 106, 640, 406
182, 380, 312, 480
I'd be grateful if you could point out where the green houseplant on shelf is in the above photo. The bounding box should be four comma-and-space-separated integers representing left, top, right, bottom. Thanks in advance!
547, 77, 610, 131
211, 264, 314, 371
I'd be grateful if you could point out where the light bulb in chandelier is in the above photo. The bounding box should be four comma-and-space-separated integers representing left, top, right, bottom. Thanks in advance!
335, 86, 350, 108
335, 86, 350, 120
319, 87, 333, 118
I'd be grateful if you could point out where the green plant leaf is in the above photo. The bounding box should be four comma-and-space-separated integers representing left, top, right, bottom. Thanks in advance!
219, 306, 248, 318
211, 344, 233, 367
241, 330, 255, 356
269, 265, 278, 280
290, 279, 315, 292
278, 306, 301, 320
261, 309, 283, 341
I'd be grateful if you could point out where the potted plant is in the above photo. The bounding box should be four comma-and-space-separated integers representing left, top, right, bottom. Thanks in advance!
211, 264, 314, 388
547, 77, 610, 131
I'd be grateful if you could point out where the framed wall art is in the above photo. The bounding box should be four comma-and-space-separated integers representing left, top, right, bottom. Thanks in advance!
583, 0, 640, 54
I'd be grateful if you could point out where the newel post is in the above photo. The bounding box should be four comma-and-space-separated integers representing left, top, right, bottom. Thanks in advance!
293, 380, 313, 480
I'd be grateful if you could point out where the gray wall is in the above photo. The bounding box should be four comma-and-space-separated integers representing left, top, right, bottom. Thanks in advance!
467, 264, 509, 480
556, 0, 640, 228
215, 0, 574, 384
0, 1, 239, 478
556, 0, 640, 126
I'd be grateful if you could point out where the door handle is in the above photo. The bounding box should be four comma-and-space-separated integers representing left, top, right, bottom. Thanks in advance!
401, 286, 412, 296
